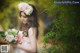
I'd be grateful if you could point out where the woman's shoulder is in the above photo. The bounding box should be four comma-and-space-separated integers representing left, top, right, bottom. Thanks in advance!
28, 27, 37, 38
28, 27, 37, 33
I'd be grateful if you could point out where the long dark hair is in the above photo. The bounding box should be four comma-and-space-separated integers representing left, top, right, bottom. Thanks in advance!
19, 4, 39, 39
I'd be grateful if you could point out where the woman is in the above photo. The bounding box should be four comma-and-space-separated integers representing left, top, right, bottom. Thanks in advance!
13, 2, 39, 53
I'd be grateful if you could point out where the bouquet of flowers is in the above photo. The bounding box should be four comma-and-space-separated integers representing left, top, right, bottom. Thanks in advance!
5, 29, 24, 44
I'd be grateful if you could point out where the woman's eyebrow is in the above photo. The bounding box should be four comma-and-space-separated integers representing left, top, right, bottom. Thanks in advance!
21, 15, 26, 17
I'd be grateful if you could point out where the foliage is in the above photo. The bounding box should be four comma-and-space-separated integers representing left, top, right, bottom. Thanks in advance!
0, 32, 5, 39
43, 4, 80, 53
38, 46, 61, 53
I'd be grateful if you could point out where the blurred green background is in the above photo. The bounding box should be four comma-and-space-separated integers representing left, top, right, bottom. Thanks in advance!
0, 0, 80, 53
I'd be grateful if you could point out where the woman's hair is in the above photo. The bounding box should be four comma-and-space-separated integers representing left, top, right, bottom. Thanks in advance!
19, 4, 39, 39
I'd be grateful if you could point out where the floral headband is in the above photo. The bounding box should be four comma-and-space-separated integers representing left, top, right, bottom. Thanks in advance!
18, 2, 33, 15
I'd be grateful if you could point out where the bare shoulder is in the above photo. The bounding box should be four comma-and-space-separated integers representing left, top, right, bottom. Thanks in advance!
28, 27, 37, 32
28, 27, 37, 36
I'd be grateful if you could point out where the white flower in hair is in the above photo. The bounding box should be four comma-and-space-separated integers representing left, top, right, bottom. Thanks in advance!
18, 2, 33, 15
18, 2, 28, 11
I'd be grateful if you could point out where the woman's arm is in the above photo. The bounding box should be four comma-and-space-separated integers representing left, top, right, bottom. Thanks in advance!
16, 27, 37, 53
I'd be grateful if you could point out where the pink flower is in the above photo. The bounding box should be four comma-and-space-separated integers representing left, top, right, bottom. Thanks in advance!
18, 2, 33, 15
16, 31, 24, 43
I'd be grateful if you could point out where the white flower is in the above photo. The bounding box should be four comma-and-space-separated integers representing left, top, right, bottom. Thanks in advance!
5, 29, 18, 36
18, 2, 33, 15
5, 29, 19, 43
5, 31, 8, 36
5, 35, 14, 42
18, 2, 27, 11
24, 5, 33, 15
18, 31, 24, 37
12, 29, 18, 32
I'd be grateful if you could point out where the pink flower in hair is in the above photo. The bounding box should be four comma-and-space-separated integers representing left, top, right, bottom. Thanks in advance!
18, 2, 33, 15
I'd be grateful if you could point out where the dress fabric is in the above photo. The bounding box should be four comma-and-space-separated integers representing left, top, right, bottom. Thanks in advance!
13, 37, 31, 53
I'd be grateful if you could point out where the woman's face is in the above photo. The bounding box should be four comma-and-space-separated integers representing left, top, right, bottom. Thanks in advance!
20, 12, 29, 24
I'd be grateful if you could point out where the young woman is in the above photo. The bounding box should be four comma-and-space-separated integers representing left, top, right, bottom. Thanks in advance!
13, 2, 39, 53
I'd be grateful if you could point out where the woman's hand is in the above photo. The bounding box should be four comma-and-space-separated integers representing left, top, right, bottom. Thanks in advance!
17, 31, 24, 43
12, 43, 22, 49
12, 44, 17, 48
12, 43, 19, 48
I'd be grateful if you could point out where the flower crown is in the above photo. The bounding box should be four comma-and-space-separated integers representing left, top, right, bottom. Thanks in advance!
18, 2, 33, 15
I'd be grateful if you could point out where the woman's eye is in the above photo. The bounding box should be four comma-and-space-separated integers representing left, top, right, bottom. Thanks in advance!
23, 16, 26, 18
21, 16, 26, 18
